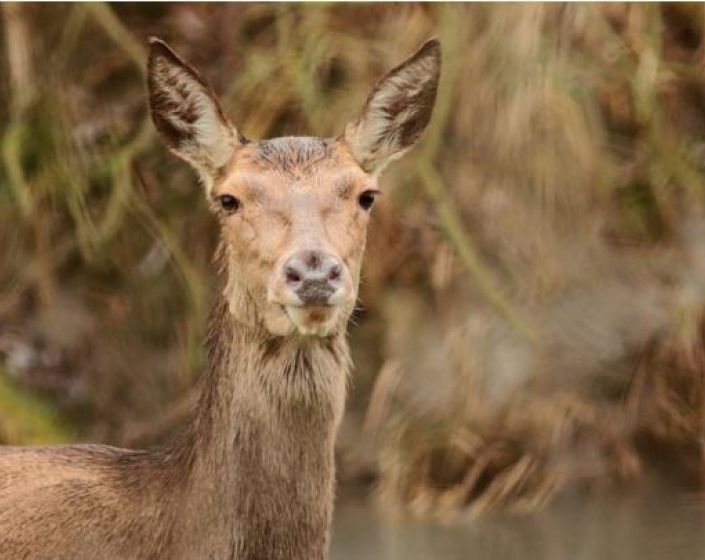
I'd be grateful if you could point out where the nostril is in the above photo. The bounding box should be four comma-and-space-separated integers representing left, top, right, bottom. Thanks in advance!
328, 265, 342, 283
285, 267, 302, 285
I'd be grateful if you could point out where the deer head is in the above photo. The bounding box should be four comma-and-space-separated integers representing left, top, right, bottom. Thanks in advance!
147, 38, 440, 337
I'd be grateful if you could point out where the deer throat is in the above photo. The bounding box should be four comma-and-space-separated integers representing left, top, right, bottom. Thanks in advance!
168, 296, 350, 559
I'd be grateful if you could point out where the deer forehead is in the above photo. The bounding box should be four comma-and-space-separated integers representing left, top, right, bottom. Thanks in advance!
213, 137, 373, 205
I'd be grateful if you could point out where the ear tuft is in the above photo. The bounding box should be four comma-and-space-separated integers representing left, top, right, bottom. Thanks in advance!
344, 38, 441, 175
147, 39, 239, 176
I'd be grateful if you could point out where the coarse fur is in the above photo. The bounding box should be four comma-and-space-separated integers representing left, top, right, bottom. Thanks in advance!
0, 37, 440, 559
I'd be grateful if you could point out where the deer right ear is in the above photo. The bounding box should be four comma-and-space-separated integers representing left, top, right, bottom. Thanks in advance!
147, 38, 240, 178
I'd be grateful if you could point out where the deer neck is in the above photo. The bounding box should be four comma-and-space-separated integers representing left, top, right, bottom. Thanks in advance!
170, 295, 350, 559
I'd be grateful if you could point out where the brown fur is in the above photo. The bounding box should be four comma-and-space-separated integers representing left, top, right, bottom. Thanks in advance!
0, 37, 440, 559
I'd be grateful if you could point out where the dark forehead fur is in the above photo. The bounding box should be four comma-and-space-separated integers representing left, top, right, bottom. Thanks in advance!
253, 137, 335, 174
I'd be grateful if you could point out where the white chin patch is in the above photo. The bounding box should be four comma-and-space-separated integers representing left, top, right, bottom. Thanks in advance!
284, 306, 338, 336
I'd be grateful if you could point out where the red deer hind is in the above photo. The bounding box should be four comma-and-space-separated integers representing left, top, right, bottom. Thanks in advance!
0, 37, 441, 560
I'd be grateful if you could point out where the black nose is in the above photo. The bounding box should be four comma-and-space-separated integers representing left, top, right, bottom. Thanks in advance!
283, 250, 343, 305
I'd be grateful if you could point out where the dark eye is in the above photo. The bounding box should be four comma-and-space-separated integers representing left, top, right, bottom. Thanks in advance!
218, 195, 240, 214
357, 190, 378, 211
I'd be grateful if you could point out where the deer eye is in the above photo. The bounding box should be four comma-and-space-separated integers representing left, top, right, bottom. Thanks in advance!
357, 190, 378, 211
218, 195, 240, 214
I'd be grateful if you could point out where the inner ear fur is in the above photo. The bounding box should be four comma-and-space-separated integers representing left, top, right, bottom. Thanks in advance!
147, 38, 240, 176
344, 38, 441, 175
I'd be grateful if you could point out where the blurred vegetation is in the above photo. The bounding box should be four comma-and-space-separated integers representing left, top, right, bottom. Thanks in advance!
4, 2, 705, 519
0, 367, 72, 444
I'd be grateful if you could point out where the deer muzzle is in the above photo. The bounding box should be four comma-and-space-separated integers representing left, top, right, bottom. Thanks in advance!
269, 249, 349, 335
282, 250, 344, 306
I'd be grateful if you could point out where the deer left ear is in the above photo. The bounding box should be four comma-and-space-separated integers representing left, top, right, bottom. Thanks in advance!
344, 38, 441, 175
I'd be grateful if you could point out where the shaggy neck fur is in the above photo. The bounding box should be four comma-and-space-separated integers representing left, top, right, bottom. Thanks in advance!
162, 287, 350, 559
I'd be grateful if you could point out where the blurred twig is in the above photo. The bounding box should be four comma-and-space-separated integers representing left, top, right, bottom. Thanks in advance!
2, 3, 33, 217
129, 174, 209, 369
2, 3, 56, 308
96, 118, 154, 245
84, 2, 147, 74
416, 6, 532, 339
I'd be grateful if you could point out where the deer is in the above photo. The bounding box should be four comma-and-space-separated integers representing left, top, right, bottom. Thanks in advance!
0, 36, 441, 559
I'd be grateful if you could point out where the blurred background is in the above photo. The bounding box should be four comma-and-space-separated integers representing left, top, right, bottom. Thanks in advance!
4, 3, 705, 558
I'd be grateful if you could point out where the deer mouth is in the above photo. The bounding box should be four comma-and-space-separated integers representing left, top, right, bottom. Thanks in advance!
282, 304, 340, 336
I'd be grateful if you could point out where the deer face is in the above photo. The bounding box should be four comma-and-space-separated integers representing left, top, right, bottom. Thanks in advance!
147, 38, 440, 337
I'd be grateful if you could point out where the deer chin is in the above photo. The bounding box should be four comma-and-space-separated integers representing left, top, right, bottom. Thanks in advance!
283, 305, 339, 337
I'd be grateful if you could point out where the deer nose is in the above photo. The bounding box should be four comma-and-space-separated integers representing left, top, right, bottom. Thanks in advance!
283, 250, 344, 306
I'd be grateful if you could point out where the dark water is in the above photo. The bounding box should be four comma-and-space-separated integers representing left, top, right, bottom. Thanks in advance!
332, 490, 705, 560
